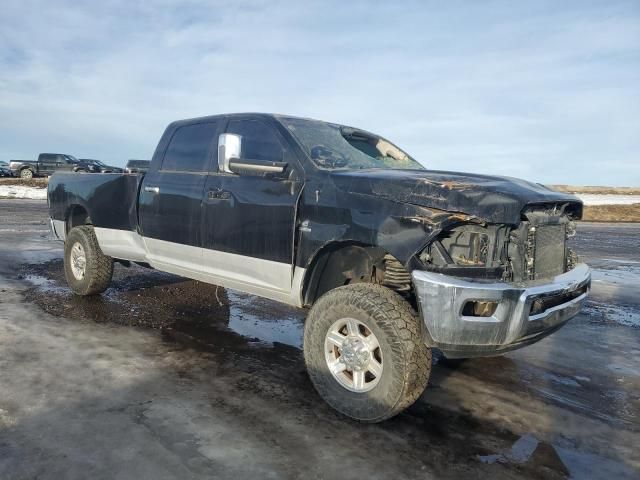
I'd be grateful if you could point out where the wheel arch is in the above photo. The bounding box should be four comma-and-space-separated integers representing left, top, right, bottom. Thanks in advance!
301, 241, 399, 306
65, 204, 92, 235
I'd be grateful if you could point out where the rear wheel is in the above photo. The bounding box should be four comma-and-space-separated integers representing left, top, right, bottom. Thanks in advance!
20, 168, 33, 179
304, 284, 431, 422
64, 225, 113, 295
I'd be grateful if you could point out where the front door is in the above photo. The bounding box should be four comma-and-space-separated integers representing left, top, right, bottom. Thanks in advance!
201, 117, 303, 298
139, 121, 220, 271
39, 154, 58, 175
56, 156, 76, 173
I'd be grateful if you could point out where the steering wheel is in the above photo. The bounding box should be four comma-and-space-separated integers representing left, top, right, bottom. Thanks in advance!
310, 145, 348, 168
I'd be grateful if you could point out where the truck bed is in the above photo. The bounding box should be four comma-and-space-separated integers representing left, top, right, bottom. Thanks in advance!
48, 172, 144, 232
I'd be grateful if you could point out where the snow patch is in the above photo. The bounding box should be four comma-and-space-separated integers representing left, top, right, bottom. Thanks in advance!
576, 194, 640, 206
0, 185, 47, 200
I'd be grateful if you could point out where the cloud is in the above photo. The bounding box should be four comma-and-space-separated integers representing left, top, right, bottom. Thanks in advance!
0, 0, 638, 185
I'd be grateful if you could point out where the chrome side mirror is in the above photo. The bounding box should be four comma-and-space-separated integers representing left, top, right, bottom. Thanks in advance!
218, 133, 242, 173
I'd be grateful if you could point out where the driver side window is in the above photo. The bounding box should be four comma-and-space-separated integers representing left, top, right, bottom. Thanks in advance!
226, 119, 283, 162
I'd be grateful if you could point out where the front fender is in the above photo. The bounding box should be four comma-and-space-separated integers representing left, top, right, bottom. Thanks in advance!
295, 185, 477, 271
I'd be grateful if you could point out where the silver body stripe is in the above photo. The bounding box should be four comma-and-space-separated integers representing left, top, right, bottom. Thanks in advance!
94, 228, 305, 307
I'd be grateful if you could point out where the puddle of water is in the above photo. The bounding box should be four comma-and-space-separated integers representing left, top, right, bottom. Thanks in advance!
21, 274, 67, 294
506, 434, 539, 463
227, 291, 304, 349
583, 302, 640, 328
598, 258, 640, 265
555, 445, 638, 479
479, 435, 637, 479
592, 266, 640, 285
534, 388, 623, 425
606, 363, 640, 377
542, 372, 581, 387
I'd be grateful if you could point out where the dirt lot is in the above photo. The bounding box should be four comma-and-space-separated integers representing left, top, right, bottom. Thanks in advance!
0, 177, 48, 187
548, 185, 640, 222
0, 199, 639, 479
582, 204, 640, 222
549, 185, 640, 195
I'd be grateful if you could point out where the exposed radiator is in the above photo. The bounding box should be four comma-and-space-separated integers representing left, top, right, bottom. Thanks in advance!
533, 224, 566, 279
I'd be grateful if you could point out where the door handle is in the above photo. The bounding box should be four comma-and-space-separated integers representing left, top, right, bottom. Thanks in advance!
144, 186, 160, 194
207, 189, 231, 200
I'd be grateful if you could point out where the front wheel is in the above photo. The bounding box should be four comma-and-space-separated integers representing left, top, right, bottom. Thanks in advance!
64, 225, 113, 295
304, 284, 431, 422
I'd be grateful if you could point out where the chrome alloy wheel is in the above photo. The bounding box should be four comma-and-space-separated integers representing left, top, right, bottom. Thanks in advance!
70, 242, 87, 280
324, 317, 383, 393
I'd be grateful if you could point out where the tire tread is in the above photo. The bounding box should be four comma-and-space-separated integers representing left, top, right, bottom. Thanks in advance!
64, 225, 113, 295
304, 283, 431, 422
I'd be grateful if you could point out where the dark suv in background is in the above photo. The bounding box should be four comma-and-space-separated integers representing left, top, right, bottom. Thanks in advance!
78, 159, 123, 173
124, 159, 150, 174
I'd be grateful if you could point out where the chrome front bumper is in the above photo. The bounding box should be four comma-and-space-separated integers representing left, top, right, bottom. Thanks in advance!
412, 263, 591, 358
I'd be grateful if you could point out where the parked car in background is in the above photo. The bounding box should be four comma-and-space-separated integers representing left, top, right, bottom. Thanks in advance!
0, 161, 12, 177
124, 159, 150, 174
78, 159, 123, 173
10, 154, 86, 179
48, 113, 591, 423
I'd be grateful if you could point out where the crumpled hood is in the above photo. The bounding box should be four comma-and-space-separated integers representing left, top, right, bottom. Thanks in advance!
331, 169, 582, 224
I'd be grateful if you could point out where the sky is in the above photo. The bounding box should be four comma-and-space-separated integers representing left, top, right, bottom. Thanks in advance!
1, 0, 638, 185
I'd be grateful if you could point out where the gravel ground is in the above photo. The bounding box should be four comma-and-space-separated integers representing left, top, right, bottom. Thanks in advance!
0, 199, 639, 479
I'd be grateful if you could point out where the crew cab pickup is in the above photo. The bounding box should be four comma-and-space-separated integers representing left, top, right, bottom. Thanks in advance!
48, 113, 591, 422
10, 153, 89, 179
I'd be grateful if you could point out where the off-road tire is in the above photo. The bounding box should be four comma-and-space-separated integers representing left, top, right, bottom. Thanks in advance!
304, 284, 431, 422
64, 225, 113, 296
20, 168, 33, 179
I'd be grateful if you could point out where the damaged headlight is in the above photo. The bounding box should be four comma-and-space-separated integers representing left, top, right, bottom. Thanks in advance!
440, 225, 490, 266
421, 224, 492, 267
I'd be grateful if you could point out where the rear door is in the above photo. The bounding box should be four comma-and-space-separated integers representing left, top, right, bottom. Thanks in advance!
139, 121, 221, 270
201, 116, 304, 298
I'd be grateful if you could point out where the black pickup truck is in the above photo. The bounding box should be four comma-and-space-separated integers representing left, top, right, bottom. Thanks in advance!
48, 113, 591, 422
9, 153, 116, 178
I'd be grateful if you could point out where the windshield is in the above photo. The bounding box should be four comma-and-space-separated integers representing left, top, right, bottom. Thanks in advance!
64, 155, 78, 164
280, 117, 425, 171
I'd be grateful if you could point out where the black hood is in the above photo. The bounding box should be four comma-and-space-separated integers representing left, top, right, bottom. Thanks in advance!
330, 169, 582, 224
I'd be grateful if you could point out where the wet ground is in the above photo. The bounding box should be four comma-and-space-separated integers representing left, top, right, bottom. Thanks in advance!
0, 199, 638, 479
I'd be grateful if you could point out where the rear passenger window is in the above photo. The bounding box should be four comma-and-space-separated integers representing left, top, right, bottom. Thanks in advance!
227, 119, 284, 162
162, 122, 217, 172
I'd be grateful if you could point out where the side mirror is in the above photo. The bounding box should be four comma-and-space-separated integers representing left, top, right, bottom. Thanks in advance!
218, 133, 242, 173
218, 132, 287, 176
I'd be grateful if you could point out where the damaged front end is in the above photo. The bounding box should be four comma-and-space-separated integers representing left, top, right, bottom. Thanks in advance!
411, 202, 591, 358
